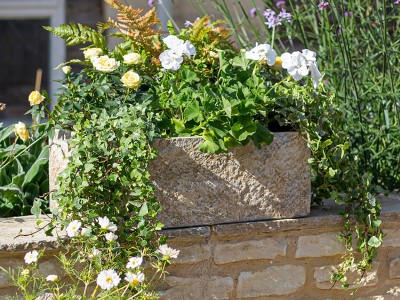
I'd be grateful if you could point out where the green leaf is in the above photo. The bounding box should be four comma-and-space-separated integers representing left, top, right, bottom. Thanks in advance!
222, 97, 232, 118
253, 123, 273, 148
184, 101, 203, 122
199, 140, 220, 153
172, 118, 186, 134
22, 145, 49, 188
138, 202, 148, 217
0, 125, 14, 143
31, 199, 42, 218
367, 236, 381, 248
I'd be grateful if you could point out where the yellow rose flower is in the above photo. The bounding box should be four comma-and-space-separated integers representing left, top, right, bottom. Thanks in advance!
83, 48, 103, 60
121, 71, 142, 89
271, 56, 283, 70
62, 66, 72, 75
123, 53, 142, 65
28, 91, 45, 106
92, 55, 120, 73
14, 122, 29, 142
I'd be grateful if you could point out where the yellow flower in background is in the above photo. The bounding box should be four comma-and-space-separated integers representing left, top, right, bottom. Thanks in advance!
83, 48, 103, 60
121, 71, 141, 89
92, 55, 120, 73
123, 53, 142, 65
14, 122, 29, 142
271, 56, 283, 70
62, 66, 72, 75
28, 91, 44, 106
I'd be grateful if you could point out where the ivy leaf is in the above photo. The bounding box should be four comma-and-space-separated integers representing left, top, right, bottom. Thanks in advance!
138, 202, 148, 217
367, 236, 382, 248
199, 140, 220, 153
253, 123, 273, 148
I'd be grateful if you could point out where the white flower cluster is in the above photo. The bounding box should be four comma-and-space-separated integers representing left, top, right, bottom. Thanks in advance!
281, 49, 322, 88
159, 35, 196, 71
245, 44, 322, 88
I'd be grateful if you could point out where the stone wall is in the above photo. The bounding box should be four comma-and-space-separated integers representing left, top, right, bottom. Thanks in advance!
1, 194, 399, 300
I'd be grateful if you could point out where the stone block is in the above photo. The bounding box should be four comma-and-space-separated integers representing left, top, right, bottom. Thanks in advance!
173, 244, 211, 264
236, 265, 305, 298
295, 232, 345, 258
160, 276, 233, 300
382, 229, 400, 247
214, 238, 287, 264
0, 258, 24, 288
314, 262, 379, 289
389, 258, 400, 279
50, 131, 311, 228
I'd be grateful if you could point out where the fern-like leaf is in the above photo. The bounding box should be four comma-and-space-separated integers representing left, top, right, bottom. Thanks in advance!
43, 23, 107, 49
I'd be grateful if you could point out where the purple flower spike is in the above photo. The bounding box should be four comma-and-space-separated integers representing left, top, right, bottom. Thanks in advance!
148, 0, 155, 7
318, 1, 330, 10
395, 0, 400, 4
278, 8, 292, 22
250, 7, 257, 18
276, 0, 286, 8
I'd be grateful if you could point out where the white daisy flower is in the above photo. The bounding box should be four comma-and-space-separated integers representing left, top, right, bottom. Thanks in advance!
24, 250, 39, 264
158, 244, 180, 260
66, 220, 82, 237
126, 256, 143, 269
97, 216, 118, 232
125, 271, 145, 286
105, 232, 118, 242
96, 269, 121, 290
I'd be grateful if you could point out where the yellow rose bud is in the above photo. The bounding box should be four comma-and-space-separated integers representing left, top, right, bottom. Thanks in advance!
21, 269, 30, 276
83, 48, 103, 60
28, 91, 45, 106
62, 66, 72, 75
123, 53, 142, 65
14, 122, 29, 142
271, 56, 283, 70
121, 71, 142, 89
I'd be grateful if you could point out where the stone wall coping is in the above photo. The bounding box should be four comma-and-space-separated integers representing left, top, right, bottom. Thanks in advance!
0, 193, 398, 251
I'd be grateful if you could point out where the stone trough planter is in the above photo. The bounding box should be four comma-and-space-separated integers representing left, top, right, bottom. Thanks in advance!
50, 131, 310, 228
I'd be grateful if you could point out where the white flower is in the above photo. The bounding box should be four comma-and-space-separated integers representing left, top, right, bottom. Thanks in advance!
162, 35, 184, 50
301, 49, 317, 64
96, 269, 121, 290
123, 52, 142, 65
126, 256, 143, 269
105, 232, 118, 242
309, 61, 322, 88
46, 274, 58, 282
89, 249, 101, 258
24, 250, 39, 264
92, 55, 120, 72
62, 66, 72, 75
245, 43, 277, 66
180, 40, 196, 58
125, 271, 145, 286
66, 220, 82, 237
158, 244, 180, 260
83, 48, 103, 60
97, 216, 118, 232
159, 50, 183, 71
281, 51, 309, 81
81, 227, 92, 236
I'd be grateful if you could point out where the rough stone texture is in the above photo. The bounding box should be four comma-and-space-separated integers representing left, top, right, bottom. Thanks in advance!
160, 276, 234, 300
295, 232, 346, 258
236, 265, 306, 298
314, 262, 379, 290
214, 238, 287, 264
50, 131, 311, 228
389, 258, 400, 279
0, 259, 23, 288
173, 244, 211, 264
382, 229, 400, 247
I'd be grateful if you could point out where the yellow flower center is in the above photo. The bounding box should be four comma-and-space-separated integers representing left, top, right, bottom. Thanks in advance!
132, 279, 139, 286
106, 277, 113, 283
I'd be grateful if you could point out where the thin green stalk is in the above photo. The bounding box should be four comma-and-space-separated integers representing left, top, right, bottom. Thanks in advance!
287, 0, 309, 49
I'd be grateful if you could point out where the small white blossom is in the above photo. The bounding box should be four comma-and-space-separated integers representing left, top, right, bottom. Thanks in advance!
126, 256, 143, 269
125, 271, 145, 286
281, 51, 309, 81
309, 61, 322, 88
96, 269, 121, 290
24, 251, 39, 264
81, 227, 92, 236
180, 40, 196, 58
89, 249, 101, 259
162, 35, 184, 50
66, 220, 82, 237
105, 232, 118, 242
97, 216, 118, 232
159, 50, 183, 71
46, 274, 58, 282
245, 43, 277, 66
158, 244, 180, 260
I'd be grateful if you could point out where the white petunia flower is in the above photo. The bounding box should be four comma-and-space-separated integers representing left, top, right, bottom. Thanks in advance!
24, 251, 39, 264
179, 40, 196, 58
159, 50, 184, 71
281, 51, 309, 81
309, 61, 322, 88
245, 43, 277, 66
46, 274, 58, 282
97, 269, 121, 290
89, 249, 101, 259
105, 232, 118, 242
162, 35, 184, 50
125, 271, 145, 286
97, 216, 118, 232
158, 244, 180, 260
126, 256, 143, 269
66, 220, 82, 237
